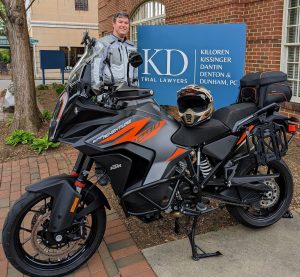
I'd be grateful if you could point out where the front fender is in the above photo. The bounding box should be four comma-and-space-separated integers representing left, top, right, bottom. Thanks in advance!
26, 174, 110, 232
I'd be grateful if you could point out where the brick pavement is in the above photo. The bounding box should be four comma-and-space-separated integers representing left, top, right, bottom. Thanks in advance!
0, 151, 156, 277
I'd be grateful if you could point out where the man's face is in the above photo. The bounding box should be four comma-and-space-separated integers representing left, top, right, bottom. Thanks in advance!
113, 16, 129, 39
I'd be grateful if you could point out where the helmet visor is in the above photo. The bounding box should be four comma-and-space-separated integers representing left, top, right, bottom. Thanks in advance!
177, 94, 209, 113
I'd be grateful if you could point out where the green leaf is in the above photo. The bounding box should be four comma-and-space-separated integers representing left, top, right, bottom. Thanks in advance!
5, 130, 35, 146
52, 83, 66, 95
31, 135, 60, 154
42, 110, 52, 121
36, 84, 49, 90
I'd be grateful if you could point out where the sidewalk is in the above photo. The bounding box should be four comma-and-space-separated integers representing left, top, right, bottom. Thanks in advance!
0, 151, 156, 277
143, 211, 300, 277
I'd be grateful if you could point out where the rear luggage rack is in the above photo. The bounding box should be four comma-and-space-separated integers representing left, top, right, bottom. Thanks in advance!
251, 122, 288, 165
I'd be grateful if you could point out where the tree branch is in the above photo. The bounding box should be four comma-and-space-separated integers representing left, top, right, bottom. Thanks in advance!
25, 0, 37, 12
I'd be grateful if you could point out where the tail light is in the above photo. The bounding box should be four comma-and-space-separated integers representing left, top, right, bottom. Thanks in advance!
288, 125, 297, 133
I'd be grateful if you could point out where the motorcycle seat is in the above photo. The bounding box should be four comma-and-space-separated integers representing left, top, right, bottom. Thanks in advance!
211, 103, 258, 130
171, 119, 230, 147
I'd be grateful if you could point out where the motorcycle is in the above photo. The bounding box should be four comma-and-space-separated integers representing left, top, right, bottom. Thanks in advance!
2, 33, 298, 276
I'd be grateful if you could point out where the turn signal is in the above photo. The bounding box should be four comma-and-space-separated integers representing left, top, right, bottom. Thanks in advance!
288, 125, 296, 133
69, 197, 80, 213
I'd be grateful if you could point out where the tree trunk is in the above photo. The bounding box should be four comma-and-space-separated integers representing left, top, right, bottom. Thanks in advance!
4, 0, 41, 133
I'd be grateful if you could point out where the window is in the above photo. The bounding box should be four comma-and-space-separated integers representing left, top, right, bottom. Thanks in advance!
59, 47, 85, 70
283, 0, 300, 102
131, 1, 166, 45
75, 0, 88, 11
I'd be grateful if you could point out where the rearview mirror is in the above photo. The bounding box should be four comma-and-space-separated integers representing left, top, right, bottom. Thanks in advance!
129, 52, 143, 68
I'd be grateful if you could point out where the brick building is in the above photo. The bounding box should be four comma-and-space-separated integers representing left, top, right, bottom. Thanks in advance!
27, 0, 99, 78
98, 0, 300, 138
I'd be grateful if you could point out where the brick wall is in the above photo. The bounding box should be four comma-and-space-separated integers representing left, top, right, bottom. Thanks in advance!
243, 0, 284, 73
98, 0, 166, 36
281, 102, 300, 140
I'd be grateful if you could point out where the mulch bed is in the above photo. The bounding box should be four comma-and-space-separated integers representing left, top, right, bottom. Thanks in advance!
0, 88, 72, 162
0, 89, 299, 250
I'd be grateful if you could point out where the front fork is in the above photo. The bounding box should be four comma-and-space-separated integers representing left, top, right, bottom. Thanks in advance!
70, 153, 93, 193
66, 153, 94, 216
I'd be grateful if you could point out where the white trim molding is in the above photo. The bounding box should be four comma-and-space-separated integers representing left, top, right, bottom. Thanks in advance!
30, 21, 98, 30
281, 0, 300, 103
130, 1, 166, 45
280, 0, 288, 73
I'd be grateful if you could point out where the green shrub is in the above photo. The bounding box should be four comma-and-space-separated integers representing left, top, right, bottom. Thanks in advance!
5, 130, 35, 146
37, 84, 49, 90
52, 83, 65, 95
0, 50, 11, 64
51, 82, 59, 89
31, 135, 60, 154
42, 110, 52, 121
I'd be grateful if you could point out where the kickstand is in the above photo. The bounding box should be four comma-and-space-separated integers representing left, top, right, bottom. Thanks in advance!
174, 218, 180, 234
188, 216, 222, 261
282, 210, 293, 219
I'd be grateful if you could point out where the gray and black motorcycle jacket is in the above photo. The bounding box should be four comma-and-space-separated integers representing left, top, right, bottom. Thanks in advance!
91, 35, 138, 90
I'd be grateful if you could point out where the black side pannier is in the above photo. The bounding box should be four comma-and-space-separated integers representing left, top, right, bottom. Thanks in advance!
238, 71, 292, 108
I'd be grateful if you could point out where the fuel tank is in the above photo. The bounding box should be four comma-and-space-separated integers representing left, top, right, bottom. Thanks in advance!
85, 99, 188, 186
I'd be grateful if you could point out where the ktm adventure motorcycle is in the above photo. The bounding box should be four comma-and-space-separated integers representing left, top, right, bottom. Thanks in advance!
2, 34, 299, 276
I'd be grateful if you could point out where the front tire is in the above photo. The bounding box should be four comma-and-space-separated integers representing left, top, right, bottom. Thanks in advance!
227, 158, 293, 228
2, 188, 106, 277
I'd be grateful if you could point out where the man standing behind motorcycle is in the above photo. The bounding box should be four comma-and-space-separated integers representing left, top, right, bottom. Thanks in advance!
91, 12, 138, 91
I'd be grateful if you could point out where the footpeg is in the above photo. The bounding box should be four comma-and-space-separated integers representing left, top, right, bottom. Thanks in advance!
181, 205, 218, 216
196, 202, 207, 212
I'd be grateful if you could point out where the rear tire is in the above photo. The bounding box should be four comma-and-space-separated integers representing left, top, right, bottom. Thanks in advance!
226, 158, 293, 228
2, 187, 106, 277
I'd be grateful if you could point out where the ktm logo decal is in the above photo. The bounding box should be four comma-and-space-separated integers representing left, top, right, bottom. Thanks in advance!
99, 118, 166, 145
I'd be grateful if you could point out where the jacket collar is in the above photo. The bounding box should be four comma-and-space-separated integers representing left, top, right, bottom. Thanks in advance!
111, 34, 127, 43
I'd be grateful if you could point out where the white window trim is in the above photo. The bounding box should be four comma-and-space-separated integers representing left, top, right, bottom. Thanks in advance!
131, 14, 166, 26
30, 21, 98, 30
281, 0, 300, 103
130, 1, 166, 45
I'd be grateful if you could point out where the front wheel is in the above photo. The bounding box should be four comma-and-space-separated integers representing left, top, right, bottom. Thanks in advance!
226, 158, 293, 228
2, 188, 106, 277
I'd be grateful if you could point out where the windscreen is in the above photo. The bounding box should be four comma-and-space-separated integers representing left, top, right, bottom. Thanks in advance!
68, 43, 104, 88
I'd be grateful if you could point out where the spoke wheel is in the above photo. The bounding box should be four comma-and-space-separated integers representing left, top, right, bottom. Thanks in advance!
2, 184, 106, 277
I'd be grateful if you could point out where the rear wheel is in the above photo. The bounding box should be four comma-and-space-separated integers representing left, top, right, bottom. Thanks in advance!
2, 186, 106, 277
226, 158, 293, 228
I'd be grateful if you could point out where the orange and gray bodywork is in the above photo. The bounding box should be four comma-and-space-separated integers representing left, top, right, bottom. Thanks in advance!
89, 109, 189, 187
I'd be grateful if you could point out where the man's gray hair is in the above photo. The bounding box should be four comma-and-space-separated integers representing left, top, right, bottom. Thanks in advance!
112, 12, 130, 22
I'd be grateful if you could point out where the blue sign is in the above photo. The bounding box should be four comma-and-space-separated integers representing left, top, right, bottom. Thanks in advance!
40, 50, 65, 84
137, 24, 246, 108
40, 50, 65, 70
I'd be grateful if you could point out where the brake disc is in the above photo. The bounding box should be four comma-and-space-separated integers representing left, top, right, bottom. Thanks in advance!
260, 179, 280, 208
31, 211, 83, 259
